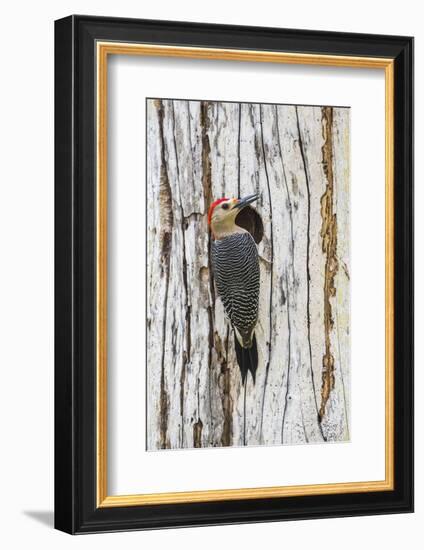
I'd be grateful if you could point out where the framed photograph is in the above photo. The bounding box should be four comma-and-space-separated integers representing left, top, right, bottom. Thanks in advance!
54, 15, 413, 534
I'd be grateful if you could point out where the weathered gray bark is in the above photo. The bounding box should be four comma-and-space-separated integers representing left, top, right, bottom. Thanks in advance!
146, 99, 350, 450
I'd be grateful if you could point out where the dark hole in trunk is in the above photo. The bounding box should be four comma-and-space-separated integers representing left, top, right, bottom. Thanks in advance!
235, 205, 264, 244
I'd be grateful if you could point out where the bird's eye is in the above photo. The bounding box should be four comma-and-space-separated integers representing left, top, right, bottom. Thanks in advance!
222, 203, 229, 210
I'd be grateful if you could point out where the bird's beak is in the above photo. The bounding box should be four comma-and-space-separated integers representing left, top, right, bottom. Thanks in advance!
233, 193, 259, 210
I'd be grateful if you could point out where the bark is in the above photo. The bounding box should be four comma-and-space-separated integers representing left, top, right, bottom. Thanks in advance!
146, 99, 350, 449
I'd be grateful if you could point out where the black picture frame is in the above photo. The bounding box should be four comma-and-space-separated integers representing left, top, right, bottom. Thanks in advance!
55, 14, 414, 534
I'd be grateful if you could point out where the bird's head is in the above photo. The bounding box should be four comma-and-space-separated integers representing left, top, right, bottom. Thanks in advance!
208, 194, 259, 239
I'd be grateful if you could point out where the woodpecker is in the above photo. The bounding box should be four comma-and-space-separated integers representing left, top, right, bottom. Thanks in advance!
209, 194, 260, 384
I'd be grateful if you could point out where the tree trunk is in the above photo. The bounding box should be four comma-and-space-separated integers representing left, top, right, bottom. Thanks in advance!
146, 99, 350, 450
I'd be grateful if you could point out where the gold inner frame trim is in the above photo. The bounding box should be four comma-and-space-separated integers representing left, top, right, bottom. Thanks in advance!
96, 41, 395, 508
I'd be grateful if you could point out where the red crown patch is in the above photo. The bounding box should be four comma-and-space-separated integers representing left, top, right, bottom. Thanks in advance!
208, 198, 228, 225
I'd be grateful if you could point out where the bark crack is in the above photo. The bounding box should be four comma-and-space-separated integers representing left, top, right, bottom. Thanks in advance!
281, 269, 292, 444
193, 416, 203, 448
200, 101, 215, 438
220, 324, 233, 446
295, 107, 325, 440
258, 105, 274, 442
276, 107, 296, 286
155, 99, 174, 449
319, 106, 339, 422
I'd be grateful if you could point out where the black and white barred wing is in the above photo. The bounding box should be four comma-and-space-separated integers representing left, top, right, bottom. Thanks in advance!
211, 232, 260, 346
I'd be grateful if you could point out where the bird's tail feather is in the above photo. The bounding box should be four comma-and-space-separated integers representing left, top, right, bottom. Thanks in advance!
234, 333, 258, 385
